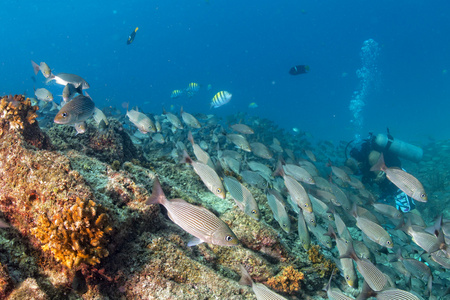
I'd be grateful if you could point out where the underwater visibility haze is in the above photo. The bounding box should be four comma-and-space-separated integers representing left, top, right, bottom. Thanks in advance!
0, 1, 450, 299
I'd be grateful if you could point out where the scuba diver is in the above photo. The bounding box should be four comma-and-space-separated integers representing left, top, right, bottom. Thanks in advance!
346, 129, 423, 213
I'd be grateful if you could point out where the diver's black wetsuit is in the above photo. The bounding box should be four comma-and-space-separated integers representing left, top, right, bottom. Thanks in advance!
349, 136, 415, 212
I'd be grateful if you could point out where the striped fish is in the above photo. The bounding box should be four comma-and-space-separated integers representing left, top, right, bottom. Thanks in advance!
324, 272, 356, 300
147, 177, 238, 247
374, 288, 420, 300
223, 176, 260, 221
283, 164, 315, 185
353, 205, 393, 249
210, 91, 232, 108
171, 89, 183, 98
181, 151, 225, 199
274, 163, 312, 213
371, 153, 427, 202
239, 265, 287, 300
340, 241, 388, 292
186, 82, 200, 93
54, 94, 95, 125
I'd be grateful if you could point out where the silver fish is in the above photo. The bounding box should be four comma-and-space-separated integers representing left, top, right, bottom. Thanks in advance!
230, 123, 254, 134
372, 203, 402, 219
93, 107, 109, 126
240, 170, 267, 188
163, 108, 183, 129
46, 73, 90, 89
328, 162, 351, 183
330, 183, 351, 211
353, 206, 393, 249
181, 151, 225, 199
35, 88, 53, 102
283, 164, 315, 185
226, 134, 251, 152
297, 211, 311, 250
325, 226, 357, 288
340, 241, 388, 292
324, 272, 355, 300
147, 177, 238, 246
31, 60, 52, 78
180, 107, 201, 128
54, 95, 95, 125
126, 108, 156, 134
250, 142, 273, 159
309, 194, 333, 221
188, 131, 214, 169
223, 176, 260, 221
62, 83, 82, 103
275, 164, 312, 213
266, 189, 291, 233
239, 265, 287, 300
152, 133, 165, 144
374, 288, 421, 300
74, 122, 87, 135
303, 149, 317, 162
308, 224, 332, 248
370, 153, 427, 202
247, 161, 272, 178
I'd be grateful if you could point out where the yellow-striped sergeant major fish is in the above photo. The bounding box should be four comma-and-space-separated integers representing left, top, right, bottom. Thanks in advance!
210, 91, 232, 108
127, 27, 138, 45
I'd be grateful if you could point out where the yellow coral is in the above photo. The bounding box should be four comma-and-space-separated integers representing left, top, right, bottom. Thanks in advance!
31, 197, 113, 269
307, 245, 335, 278
0, 95, 39, 131
266, 266, 304, 294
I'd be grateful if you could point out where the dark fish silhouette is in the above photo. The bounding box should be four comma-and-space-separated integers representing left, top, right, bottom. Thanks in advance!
289, 65, 309, 75
127, 27, 138, 45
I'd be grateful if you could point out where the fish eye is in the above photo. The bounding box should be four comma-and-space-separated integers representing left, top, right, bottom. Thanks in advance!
304, 204, 308, 208
216, 188, 222, 194
225, 235, 233, 242
62, 112, 68, 118
421, 193, 426, 198
251, 209, 257, 214
345, 275, 350, 280
386, 241, 391, 245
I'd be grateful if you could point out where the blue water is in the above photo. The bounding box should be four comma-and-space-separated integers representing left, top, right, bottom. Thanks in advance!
1, 1, 449, 142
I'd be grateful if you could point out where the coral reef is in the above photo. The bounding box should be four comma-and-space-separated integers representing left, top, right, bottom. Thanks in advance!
307, 245, 335, 279
266, 265, 304, 294
31, 197, 113, 269
46, 118, 144, 164
0, 95, 52, 149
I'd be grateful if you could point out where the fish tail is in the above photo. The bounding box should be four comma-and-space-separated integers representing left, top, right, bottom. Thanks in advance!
272, 160, 285, 177
45, 75, 55, 85
339, 240, 357, 261
187, 131, 195, 146
146, 177, 167, 205
324, 224, 337, 240
238, 265, 253, 287
370, 153, 386, 172
31, 60, 40, 75
180, 150, 193, 165
351, 203, 358, 219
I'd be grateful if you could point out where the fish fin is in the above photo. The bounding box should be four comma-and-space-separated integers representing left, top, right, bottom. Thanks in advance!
146, 177, 167, 205
272, 160, 284, 177
324, 224, 337, 240
75, 84, 83, 95
180, 150, 192, 165
338, 240, 357, 261
44, 74, 56, 84
187, 131, 195, 146
0, 219, 9, 228
370, 153, 386, 172
359, 280, 377, 299
187, 236, 203, 247
427, 275, 433, 296
31, 60, 40, 75
238, 265, 253, 287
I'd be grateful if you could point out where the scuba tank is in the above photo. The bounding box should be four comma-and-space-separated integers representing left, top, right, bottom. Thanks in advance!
372, 133, 423, 162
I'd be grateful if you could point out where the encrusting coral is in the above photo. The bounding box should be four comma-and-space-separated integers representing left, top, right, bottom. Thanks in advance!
266, 265, 304, 294
31, 197, 113, 269
307, 245, 335, 278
